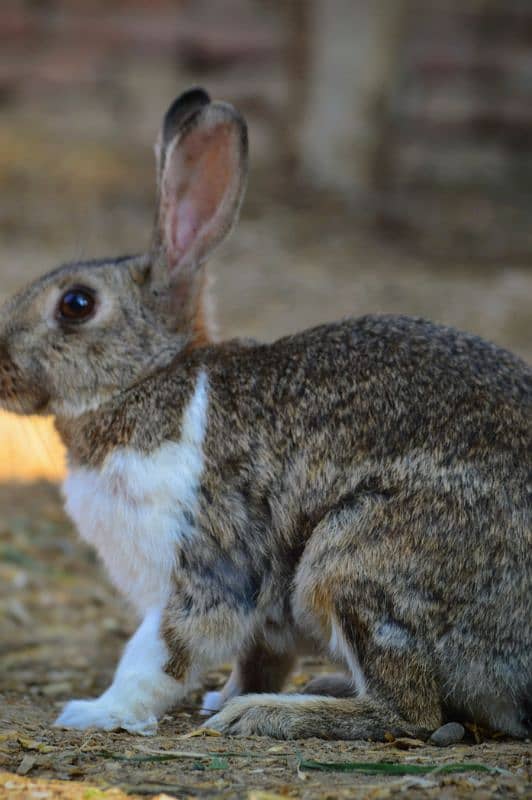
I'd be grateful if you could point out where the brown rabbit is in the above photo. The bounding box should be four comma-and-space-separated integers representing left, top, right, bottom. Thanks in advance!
0, 88, 530, 739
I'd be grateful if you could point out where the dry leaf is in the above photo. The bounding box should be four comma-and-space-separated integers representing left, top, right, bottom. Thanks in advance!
181, 727, 222, 738
384, 737, 427, 750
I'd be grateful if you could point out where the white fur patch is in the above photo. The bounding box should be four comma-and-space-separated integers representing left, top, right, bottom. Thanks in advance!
55, 606, 184, 734
374, 621, 412, 651
62, 370, 209, 614
329, 618, 367, 696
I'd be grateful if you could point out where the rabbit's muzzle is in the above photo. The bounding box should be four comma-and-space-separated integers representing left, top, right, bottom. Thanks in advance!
0, 341, 17, 399
0, 341, 49, 414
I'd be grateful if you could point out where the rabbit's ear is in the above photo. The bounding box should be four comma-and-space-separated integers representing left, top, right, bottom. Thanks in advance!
155, 87, 211, 181
152, 95, 248, 285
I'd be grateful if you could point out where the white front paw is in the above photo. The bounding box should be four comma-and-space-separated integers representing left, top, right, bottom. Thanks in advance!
54, 698, 158, 736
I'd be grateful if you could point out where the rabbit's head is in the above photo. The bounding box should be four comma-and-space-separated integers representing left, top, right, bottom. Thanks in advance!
0, 89, 248, 417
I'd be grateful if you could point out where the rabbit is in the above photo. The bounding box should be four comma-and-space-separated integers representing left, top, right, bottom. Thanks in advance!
0, 87, 530, 740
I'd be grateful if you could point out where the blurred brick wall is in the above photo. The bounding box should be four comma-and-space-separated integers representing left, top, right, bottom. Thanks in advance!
0, 0, 286, 279
377, 1, 532, 255
391, 3, 532, 189
0, 0, 282, 122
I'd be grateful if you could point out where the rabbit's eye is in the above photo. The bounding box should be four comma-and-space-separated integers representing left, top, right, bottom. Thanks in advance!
57, 287, 96, 323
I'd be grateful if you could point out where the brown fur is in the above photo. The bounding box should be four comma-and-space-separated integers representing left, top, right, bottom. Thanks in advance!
233, 640, 296, 695
0, 89, 530, 741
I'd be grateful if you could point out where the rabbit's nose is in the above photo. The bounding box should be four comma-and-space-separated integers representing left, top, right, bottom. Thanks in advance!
0, 340, 9, 367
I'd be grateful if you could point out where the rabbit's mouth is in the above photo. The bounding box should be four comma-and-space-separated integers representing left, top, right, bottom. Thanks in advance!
0, 346, 50, 416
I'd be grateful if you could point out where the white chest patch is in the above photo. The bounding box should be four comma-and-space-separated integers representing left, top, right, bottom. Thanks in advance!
62, 371, 209, 615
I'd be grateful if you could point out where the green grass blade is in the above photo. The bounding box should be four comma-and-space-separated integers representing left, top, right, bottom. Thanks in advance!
298, 758, 501, 776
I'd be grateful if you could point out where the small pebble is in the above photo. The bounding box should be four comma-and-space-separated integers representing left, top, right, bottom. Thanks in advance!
429, 721, 465, 746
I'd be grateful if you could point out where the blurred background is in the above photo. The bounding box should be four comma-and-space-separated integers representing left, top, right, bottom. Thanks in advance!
0, 0, 531, 479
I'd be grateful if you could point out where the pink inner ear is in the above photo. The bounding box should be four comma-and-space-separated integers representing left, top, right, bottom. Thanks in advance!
162, 123, 235, 272
168, 197, 197, 266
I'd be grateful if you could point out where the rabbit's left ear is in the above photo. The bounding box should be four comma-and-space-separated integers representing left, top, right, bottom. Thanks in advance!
152, 91, 248, 281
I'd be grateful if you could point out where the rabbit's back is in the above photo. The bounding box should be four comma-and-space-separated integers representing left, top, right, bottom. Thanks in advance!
204, 314, 530, 469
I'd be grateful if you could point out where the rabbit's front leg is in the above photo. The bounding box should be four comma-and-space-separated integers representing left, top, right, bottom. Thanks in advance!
55, 607, 184, 735
201, 638, 296, 715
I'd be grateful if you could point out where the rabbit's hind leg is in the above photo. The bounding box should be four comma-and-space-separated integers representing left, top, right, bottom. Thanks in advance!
206, 608, 441, 739
208, 503, 443, 740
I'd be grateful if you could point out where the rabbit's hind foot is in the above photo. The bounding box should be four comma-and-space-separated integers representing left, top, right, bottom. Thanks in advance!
206, 693, 432, 740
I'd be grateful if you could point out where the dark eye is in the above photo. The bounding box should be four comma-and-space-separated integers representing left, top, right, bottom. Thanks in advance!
57, 287, 96, 323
